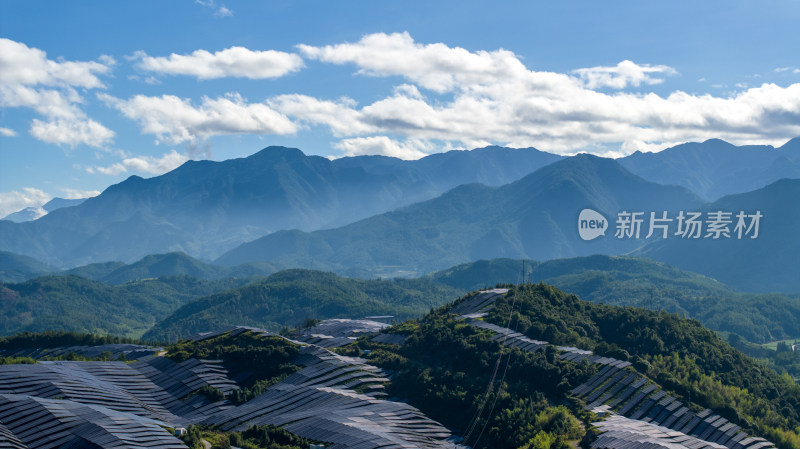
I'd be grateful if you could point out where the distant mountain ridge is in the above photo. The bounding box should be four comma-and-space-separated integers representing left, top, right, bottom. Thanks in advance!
619, 137, 800, 201
0, 251, 280, 285
634, 178, 800, 292
0, 145, 561, 267
215, 155, 800, 292
1, 197, 87, 223
216, 154, 703, 276
0, 251, 56, 283
1, 137, 798, 287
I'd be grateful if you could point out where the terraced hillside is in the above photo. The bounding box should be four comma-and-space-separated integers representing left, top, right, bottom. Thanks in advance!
0, 325, 463, 449
354, 287, 799, 449
1, 285, 798, 449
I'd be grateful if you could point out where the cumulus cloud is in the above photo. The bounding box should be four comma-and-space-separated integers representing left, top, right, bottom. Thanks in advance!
284, 32, 800, 153
0, 38, 114, 147
268, 94, 373, 136
60, 188, 100, 200
134, 46, 303, 80
100, 92, 296, 144
0, 38, 111, 88
0, 187, 52, 218
30, 118, 115, 147
334, 136, 433, 159
0, 127, 17, 137
572, 60, 678, 89
89, 150, 189, 176
298, 31, 530, 93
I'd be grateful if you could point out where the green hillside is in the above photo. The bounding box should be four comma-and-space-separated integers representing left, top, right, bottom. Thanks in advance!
483, 285, 800, 448
428, 255, 800, 343
0, 275, 251, 338
0, 250, 55, 283
353, 285, 800, 449
143, 269, 462, 342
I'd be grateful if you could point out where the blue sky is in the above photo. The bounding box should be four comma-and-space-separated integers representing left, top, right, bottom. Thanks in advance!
1, 0, 799, 217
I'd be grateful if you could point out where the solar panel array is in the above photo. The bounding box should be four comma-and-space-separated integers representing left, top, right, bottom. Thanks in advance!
186, 325, 271, 342
449, 288, 509, 317
0, 394, 186, 448
0, 356, 242, 424
0, 323, 465, 448
0, 343, 162, 361
591, 410, 730, 449
202, 345, 464, 448
571, 360, 775, 449
370, 333, 407, 346
292, 319, 390, 348
0, 302, 781, 449
461, 293, 775, 449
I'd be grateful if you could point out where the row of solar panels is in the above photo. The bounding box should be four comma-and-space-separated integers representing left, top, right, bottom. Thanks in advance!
0, 324, 465, 448
0, 394, 186, 448
0, 343, 162, 361
201, 345, 463, 448
591, 412, 730, 449
0, 355, 239, 426
292, 319, 390, 349
573, 366, 774, 449
466, 317, 774, 449
449, 288, 509, 316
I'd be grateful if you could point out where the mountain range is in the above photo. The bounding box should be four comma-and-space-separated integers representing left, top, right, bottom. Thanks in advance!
635, 178, 800, 292
215, 154, 704, 277
0, 197, 86, 223
4, 251, 798, 345
0, 145, 560, 267
1, 138, 798, 292
619, 137, 800, 201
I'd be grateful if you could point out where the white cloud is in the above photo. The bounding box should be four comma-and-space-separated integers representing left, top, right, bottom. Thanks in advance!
775, 67, 800, 74
89, 150, 189, 176
268, 94, 373, 136
134, 46, 303, 80
0, 38, 111, 88
196, 0, 233, 17
334, 136, 433, 159
298, 31, 530, 93
0, 187, 51, 218
100, 92, 296, 144
282, 33, 800, 153
215, 5, 233, 17
0, 38, 114, 148
0, 127, 17, 137
83, 32, 800, 158
572, 60, 677, 89
60, 188, 100, 200
30, 118, 115, 148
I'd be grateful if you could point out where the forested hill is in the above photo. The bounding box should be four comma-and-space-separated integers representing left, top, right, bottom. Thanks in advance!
357, 284, 800, 449
0, 275, 251, 338
428, 255, 800, 343
142, 269, 462, 342
5, 255, 798, 346
485, 285, 799, 448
